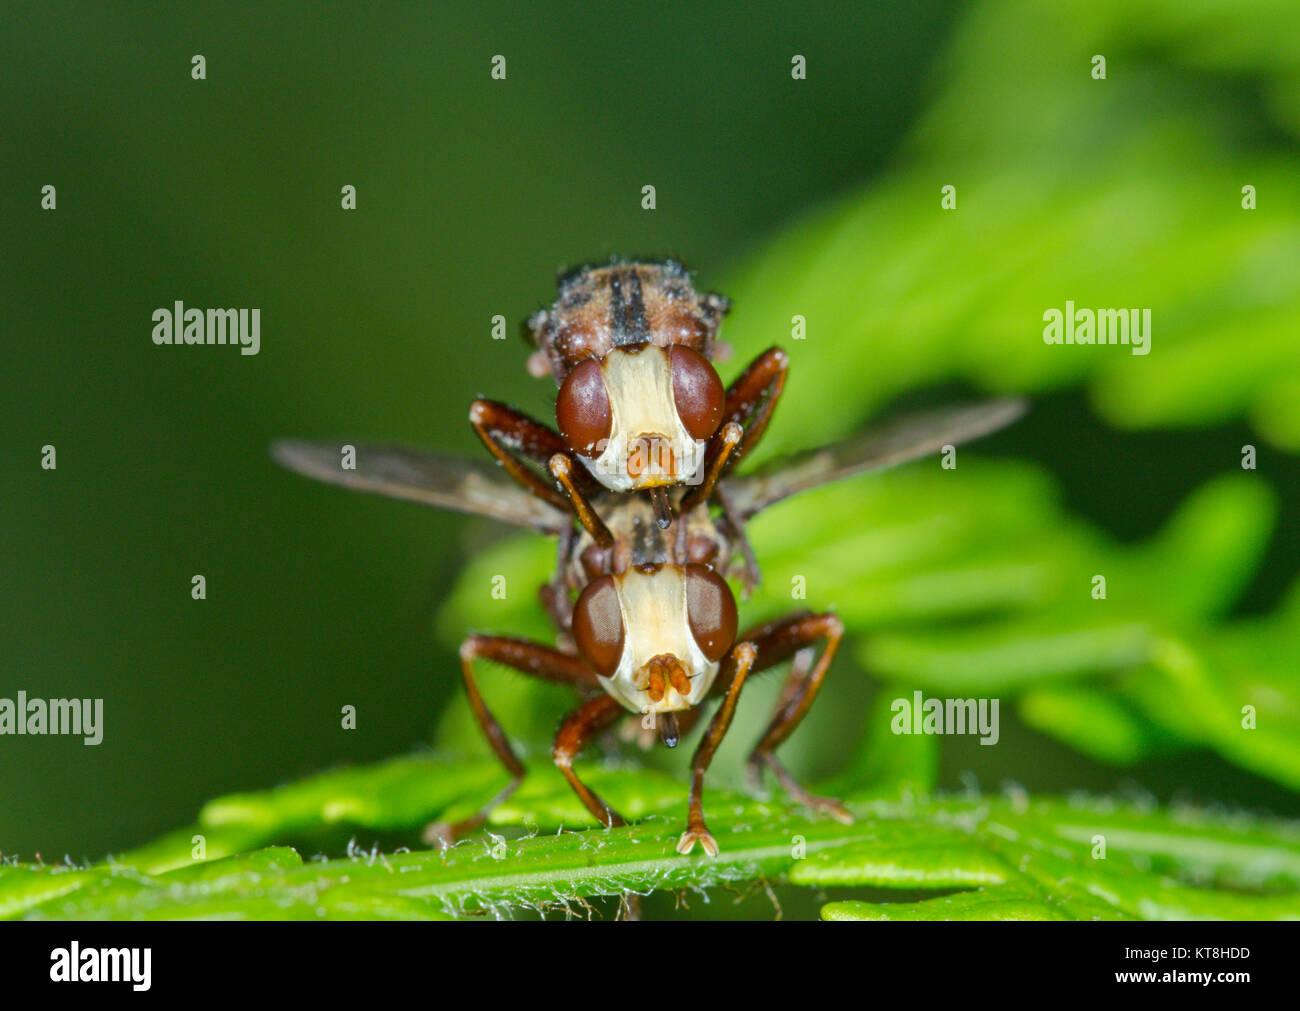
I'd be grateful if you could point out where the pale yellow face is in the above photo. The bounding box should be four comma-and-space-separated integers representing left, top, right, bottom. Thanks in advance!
580, 347, 708, 493
596, 566, 719, 715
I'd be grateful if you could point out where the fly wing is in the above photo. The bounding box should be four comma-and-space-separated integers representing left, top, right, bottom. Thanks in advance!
721, 399, 1027, 520
270, 440, 568, 534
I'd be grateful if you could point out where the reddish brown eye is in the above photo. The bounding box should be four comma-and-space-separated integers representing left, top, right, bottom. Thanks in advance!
669, 345, 724, 441
572, 574, 625, 676
684, 563, 737, 662
556, 357, 612, 457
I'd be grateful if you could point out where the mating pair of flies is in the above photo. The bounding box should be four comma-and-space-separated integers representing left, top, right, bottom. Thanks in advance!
274, 260, 1023, 857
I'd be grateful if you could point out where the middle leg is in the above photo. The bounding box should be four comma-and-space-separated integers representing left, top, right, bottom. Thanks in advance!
706, 346, 789, 480
553, 695, 630, 828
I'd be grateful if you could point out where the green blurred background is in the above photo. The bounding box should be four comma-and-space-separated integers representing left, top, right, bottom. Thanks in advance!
3, 0, 1298, 862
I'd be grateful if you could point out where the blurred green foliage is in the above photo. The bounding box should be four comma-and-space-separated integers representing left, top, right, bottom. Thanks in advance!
726, 0, 1300, 454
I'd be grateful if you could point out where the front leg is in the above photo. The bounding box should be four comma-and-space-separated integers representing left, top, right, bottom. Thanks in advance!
549, 453, 614, 549
423, 635, 601, 845
469, 399, 595, 513
740, 611, 851, 823
678, 642, 758, 856
678, 421, 742, 513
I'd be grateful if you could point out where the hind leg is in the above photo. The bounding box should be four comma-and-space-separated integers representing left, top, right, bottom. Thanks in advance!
738, 611, 851, 823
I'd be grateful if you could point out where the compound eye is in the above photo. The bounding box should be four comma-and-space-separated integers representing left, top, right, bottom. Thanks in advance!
669, 345, 725, 441
556, 358, 612, 457
572, 575, 625, 676
684, 563, 737, 663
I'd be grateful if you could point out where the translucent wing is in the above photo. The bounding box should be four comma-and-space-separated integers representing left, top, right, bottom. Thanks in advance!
270, 440, 568, 534
721, 399, 1027, 519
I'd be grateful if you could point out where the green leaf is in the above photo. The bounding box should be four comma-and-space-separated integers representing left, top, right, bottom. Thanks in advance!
4, 757, 1297, 920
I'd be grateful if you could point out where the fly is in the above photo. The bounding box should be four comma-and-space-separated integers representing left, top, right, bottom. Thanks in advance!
471, 261, 789, 600
273, 397, 1024, 854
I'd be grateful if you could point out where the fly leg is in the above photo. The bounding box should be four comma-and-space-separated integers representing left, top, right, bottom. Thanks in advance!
423, 636, 600, 845
739, 611, 852, 823
715, 483, 761, 595
697, 347, 789, 591
549, 453, 614, 549
679, 421, 742, 513
709, 346, 788, 479
540, 522, 576, 635
553, 695, 630, 827
678, 642, 758, 856
468, 399, 600, 513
